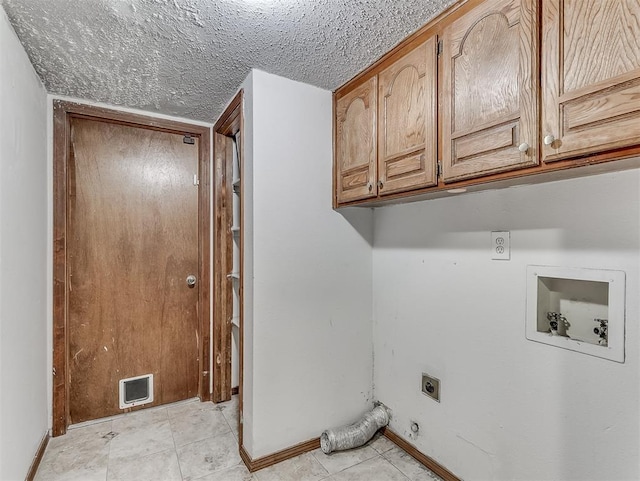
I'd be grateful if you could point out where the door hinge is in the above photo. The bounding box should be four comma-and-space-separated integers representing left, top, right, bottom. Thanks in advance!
183, 134, 195, 145
437, 40, 443, 56
193, 174, 200, 186
437, 161, 443, 178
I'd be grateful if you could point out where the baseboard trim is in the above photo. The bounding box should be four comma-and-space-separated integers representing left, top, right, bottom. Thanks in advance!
383, 427, 461, 481
239, 437, 320, 472
26, 432, 50, 481
237, 428, 457, 477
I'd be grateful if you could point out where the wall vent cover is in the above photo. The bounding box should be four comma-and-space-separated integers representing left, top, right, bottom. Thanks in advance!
119, 374, 154, 409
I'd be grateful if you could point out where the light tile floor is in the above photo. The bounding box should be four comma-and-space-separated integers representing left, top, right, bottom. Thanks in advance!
35, 397, 442, 481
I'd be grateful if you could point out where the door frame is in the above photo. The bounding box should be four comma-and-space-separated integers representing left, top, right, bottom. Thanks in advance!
52, 100, 212, 436
212, 91, 243, 441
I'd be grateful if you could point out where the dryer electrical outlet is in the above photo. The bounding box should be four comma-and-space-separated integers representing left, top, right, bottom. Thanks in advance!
421, 373, 440, 402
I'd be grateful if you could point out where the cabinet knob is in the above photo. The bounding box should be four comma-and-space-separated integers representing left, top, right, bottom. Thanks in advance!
377, 180, 384, 189
367, 182, 373, 192
518, 142, 529, 153
543, 135, 555, 146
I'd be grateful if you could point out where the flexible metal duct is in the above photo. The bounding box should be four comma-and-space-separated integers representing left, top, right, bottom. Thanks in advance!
320, 405, 390, 454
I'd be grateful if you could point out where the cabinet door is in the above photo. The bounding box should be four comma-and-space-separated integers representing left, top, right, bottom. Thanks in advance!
441, 0, 538, 182
335, 78, 377, 204
542, 0, 640, 162
378, 38, 437, 196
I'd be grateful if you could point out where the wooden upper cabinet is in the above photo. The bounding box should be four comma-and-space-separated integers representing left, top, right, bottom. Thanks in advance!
542, 0, 640, 162
441, 0, 538, 183
335, 78, 377, 204
377, 37, 437, 195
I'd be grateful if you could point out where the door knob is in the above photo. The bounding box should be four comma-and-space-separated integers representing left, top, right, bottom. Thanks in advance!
543, 135, 555, 146
186, 275, 197, 287
518, 142, 529, 153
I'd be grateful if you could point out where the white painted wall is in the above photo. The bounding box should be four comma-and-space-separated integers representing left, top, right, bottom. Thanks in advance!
373, 169, 640, 480
0, 7, 48, 479
241, 69, 374, 458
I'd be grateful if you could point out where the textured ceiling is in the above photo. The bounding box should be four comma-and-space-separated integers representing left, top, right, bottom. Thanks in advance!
2, 0, 454, 121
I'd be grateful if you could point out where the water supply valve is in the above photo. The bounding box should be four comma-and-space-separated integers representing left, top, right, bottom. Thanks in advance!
546, 311, 568, 335
593, 318, 608, 346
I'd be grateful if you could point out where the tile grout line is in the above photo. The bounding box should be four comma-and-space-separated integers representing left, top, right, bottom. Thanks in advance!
368, 450, 411, 481
312, 437, 398, 478
381, 447, 442, 481
166, 406, 187, 481
314, 452, 395, 480
310, 450, 331, 480
172, 399, 241, 480
219, 400, 239, 444
310, 449, 350, 478
105, 419, 114, 481
214, 396, 248, 477
312, 448, 333, 481
69, 398, 198, 431
217, 397, 247, 474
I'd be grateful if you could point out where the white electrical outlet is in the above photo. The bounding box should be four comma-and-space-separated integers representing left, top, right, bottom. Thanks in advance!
491, 231, 510, 260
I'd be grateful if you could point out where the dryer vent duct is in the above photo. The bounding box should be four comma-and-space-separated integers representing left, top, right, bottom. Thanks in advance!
320, 404, 390, 454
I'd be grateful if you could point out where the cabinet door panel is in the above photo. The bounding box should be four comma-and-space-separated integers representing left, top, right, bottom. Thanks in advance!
542, 0, 640, 162
378, 38, 437, 195
563, 0, 640, 92
564, 81, 640, 131
386, 152, 427, 181
335, 78, 377, 204
442, 0, 538, 182
454, 121, 519, 161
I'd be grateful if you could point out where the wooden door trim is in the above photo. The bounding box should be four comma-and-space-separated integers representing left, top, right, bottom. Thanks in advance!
212, 91, 244, 450
52, 100, 211, 436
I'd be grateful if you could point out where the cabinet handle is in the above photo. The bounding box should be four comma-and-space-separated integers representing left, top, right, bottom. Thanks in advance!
518, 142, 529, 153
543, 135, 555, 146
378, 180, 384, 189
367, 182, 373, 192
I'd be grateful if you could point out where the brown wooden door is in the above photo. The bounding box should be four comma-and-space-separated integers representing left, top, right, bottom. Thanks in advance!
335, 77, 377, 204
542, 0, 640, 162
67, 118, 200, 424
378, 38, 437, 195
441, 0, 538, 182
